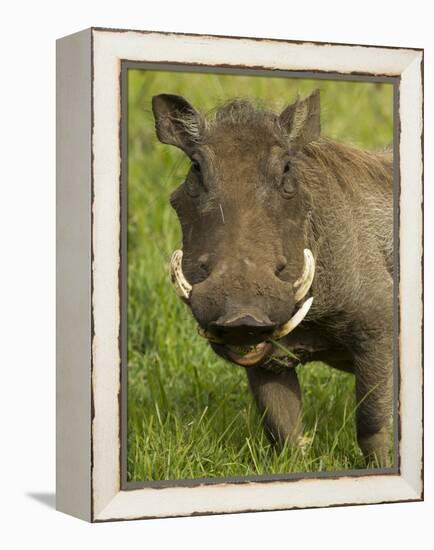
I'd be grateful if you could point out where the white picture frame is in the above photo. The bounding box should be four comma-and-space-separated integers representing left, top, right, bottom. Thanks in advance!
56, 27, 423, 522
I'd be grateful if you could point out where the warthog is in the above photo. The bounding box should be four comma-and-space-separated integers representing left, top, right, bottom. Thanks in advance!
152, 89, 393, 465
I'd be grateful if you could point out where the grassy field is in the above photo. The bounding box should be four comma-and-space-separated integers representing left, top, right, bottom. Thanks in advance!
127, 69, 394, 482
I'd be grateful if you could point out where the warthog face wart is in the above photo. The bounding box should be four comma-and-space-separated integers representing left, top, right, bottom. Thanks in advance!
152, 91, 320, 366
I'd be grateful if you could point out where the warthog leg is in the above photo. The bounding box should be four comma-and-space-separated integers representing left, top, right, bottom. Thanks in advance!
246, 366, 302, 447
353, 328, 393, 467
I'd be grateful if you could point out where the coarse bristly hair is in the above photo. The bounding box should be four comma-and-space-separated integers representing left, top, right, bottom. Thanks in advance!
183, 99, 284, 143
290, 136, 393, 317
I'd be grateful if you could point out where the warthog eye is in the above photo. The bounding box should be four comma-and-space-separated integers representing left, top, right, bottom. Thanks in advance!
186, 160, 203, 197
192, 160, 201, 173
281, 161, 296, 199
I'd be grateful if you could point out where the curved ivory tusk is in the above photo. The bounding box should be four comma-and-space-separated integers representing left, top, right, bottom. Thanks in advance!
271, 297, 313, 340
293, 249, 315, 303
170, 249, 192, 300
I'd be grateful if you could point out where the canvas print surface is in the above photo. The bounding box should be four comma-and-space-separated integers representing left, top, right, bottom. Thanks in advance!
126, 68, 394, 483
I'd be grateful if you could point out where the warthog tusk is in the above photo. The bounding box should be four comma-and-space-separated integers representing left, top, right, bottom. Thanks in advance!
170, 248, 314, 342
293, 249, 315, 303
170, 249, 192, 300
271, 297, 314, 340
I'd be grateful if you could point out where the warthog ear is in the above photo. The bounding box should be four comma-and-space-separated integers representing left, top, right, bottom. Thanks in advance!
279, 89, 321, 147
152, 94, 203, 153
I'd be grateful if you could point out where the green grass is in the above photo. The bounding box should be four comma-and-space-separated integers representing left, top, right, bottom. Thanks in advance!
127, 69, 394, 482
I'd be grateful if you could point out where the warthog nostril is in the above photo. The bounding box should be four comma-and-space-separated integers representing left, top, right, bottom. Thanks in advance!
198, 254, 210, 272
197, 254, 212, 279
275, 255, 288, 275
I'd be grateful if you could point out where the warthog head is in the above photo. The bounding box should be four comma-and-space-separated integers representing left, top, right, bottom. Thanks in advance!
152, 90, 320, 367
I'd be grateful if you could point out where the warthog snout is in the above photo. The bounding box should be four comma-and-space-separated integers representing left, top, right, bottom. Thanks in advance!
170, 247, 315, 358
